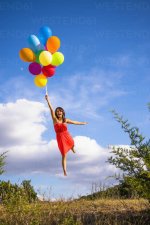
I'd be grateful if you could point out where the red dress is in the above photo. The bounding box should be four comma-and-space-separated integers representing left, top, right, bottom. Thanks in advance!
54, 122, 74, 156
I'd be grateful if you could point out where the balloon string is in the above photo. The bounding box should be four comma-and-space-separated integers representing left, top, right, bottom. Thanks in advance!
46, 85, 48, 95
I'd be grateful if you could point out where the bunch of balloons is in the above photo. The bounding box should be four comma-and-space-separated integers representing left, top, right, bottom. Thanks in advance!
19, 26, 64, 88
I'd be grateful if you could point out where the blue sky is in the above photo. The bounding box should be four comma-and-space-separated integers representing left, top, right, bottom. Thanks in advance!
0, 0, 150, 199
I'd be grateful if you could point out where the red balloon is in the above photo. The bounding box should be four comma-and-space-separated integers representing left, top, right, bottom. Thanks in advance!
42, 65, 55, 77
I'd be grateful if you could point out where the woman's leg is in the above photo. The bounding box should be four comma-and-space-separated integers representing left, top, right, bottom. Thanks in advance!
62, 154, 67, 176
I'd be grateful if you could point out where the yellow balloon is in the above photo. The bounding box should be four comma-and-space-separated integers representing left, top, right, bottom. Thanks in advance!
19, 48, 36, 62
39, 51, 52, 66
34, 74, 47, 88
51, 52, 64, 66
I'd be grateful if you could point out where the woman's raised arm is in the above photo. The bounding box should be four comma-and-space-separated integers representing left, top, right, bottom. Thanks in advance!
45, 95, 56, 121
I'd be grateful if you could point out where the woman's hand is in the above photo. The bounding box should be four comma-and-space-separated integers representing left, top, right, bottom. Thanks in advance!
45, 94, 49, 101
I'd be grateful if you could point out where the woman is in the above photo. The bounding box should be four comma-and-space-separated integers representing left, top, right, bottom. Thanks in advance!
45, 94, 87, 176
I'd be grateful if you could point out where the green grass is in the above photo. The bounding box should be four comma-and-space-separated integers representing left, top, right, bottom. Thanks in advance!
0, 198, 150, 225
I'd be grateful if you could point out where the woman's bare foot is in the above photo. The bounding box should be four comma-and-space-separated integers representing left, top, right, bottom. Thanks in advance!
64, 171, 67, 176
71, 147, 76, 153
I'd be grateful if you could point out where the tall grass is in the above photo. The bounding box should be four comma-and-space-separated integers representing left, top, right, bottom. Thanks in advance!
0, 198, 149, 225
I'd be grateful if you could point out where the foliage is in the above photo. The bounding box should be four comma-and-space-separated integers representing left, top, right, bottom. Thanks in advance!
0, 180, 38, 206
21, 180, 38, 203
0, 152, 7, 175
108, 107, 150, 199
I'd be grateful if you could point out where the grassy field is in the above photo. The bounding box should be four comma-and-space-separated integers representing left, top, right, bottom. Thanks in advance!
0, 198, 150, 225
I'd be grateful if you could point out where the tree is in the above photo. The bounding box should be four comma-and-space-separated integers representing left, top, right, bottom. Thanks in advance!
0, 180, 38, 204
0, 152, 7, 175
21, 180, 38, 203
108, 107, 150, 199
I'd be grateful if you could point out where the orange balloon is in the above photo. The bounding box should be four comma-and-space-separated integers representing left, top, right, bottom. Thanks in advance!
46, 36, 60, 53
19, 48, 36, 62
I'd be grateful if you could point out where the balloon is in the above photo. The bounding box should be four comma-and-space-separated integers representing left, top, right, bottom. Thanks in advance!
34, 74, 47, 88
35, 50, 43, 64
46, 36, 60, 53
19, 27, 64, 88
28, 62, 41, 75
51, 52, 64, 66
39, 51, 52, 66
19, 48, 36, 62
42, 65, 55, 77
28, 35, 44, 52
38, 26, 52, 45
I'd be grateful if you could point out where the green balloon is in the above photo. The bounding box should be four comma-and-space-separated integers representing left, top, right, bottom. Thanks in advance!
51, 52, 64, 66
35, 50, 43, 64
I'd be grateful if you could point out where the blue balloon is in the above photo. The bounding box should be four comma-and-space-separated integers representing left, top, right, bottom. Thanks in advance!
38, 26, 52, 46
28, 35, 44, 53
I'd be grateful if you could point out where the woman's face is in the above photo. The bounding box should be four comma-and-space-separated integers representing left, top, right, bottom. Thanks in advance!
56, 109, 63, 118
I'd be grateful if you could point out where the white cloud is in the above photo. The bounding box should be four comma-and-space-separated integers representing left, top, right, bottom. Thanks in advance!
0, 99, 48, 147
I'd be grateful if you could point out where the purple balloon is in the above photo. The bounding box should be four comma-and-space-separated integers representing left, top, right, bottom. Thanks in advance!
28, 62, 41, 75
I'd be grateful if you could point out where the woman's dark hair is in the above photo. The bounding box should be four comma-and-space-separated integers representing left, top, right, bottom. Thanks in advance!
55, 107, 66, 123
